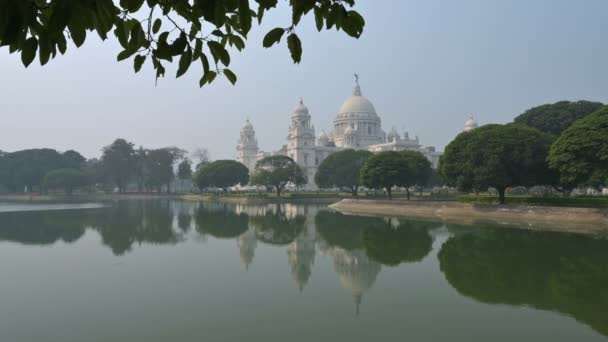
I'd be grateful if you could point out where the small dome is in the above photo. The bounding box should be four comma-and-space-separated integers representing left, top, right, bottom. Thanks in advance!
242, 118, 254, 132
464, 115, 478, 132
292, 98, 309, 116
319, 130, 328, 139
344, 126, 355, 135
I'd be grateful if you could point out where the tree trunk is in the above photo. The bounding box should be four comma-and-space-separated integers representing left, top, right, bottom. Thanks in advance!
498, 187, 506, 205
351, 186, 358, 197
406, 188, 410, 200
387, 187, 392, 200
276, 187, 281, 197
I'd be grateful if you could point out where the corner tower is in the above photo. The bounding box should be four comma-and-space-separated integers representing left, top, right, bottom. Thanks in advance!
236, 118, 259, 172
287, 99, 317, 186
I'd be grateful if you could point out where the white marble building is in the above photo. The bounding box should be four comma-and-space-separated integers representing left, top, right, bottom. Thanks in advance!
237, 76, 443, 188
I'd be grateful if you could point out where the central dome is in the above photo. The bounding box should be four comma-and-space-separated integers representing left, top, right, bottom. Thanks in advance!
336, 78, 378, 120
338, 96, 376, 115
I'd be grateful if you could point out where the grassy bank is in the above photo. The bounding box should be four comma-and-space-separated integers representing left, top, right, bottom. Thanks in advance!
458, 195, 608, 208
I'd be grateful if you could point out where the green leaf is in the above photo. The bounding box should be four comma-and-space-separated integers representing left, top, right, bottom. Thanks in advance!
287, 33, 302, 63
152, 19, 161, 34
38, 33, 51, 66
134, 54, 146, 72
170, 32, 188, 56
57, 35, 67, 54
314, 7, 323, 32
208, 41, 230, 66
199, 70, 217, 87
68, 19, 87, 47
262, 27, 284, 48
193, 39, 203, 60
238, 0, 252, 34
342, 10, 365, 38
200, 53, 210, 74
224, 68, 237, 85
229, 35, 245, 51
176, 47, 192, 78
21, 37, 38, 67
120, 0, 145, 12
114, 21, 129, 48
117, 49, 136, 61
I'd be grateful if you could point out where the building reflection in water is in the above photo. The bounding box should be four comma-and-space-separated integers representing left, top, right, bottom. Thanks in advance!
237, 227, 257, 270
329, 245, 381, 315
0, 200, 431, 315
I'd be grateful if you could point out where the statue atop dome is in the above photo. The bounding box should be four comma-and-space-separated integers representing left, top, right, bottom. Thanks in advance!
353, 73, 362, 96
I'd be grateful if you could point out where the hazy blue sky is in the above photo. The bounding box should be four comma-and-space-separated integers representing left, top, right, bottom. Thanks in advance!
1, 0, 607, 159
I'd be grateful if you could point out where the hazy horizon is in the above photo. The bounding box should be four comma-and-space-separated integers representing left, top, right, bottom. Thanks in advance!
2, 0, 608, 160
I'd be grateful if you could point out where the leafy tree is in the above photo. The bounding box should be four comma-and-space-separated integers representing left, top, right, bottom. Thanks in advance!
315, 149, 371, 196
250, 156, 306, 197
177, 158, 193, 192
193, 159, 249, 193
0, 148, 69, 192
439, 124, 555, 204
2, 0, 365, 87
548, 106, 608, 190
399, 150, 432, 199
143, 147, 184, 192
61, 150, 86, 169
101, 138, 136, 193
43, 168, 89, 195
360, 151, 409, 200
513, 100, 604, 136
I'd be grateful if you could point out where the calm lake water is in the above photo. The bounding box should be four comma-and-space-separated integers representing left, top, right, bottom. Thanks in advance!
0, 199, 606, 342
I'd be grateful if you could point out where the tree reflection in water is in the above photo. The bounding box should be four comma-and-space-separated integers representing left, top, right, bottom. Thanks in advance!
0, 209, 90, 245
194, 203, 249, 239
90, 200, 182, 255
438, 226, 608, 337
362, 219, 436, 266
250, 204, 306, 246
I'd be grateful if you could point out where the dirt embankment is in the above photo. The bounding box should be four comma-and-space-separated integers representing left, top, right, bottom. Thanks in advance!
179, 194, 341, 204
329, 199, 608, 235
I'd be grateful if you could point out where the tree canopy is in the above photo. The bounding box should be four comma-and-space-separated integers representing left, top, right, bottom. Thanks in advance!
399, 150, 432, 199
548, 106, 608, 190
360, 151, 430, 200
43, 168, 89, 194
193, 159, 249, 192
1, 0, 365, 87
513, 100, 604, 136
0, 148, 86, 192
315, 149, 371, 196
101, 138, 137, 193
439, 124, 555, 204
250, 155, 306, 197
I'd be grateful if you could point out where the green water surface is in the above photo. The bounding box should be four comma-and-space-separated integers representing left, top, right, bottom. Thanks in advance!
0, 200, 606, 342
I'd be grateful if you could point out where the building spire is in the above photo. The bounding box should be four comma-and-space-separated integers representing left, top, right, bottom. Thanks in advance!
353, 73, 362, 96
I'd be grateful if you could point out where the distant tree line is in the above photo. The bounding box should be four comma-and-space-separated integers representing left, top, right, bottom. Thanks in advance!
0, 138, 209, 195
